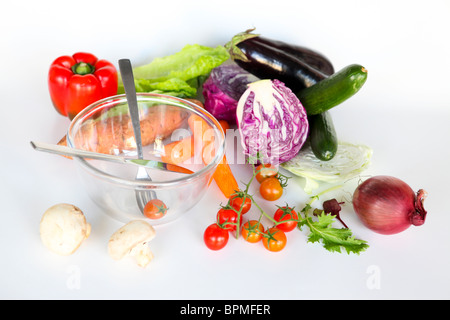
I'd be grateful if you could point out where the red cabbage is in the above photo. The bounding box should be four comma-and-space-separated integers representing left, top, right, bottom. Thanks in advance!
236, 79, 309, 165
202, 63, 259, 123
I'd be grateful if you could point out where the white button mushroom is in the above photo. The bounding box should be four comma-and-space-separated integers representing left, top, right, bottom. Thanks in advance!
108, 220, 156, 267
39, 203, 91, 256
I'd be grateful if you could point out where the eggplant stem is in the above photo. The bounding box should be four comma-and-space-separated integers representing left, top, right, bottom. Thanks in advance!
224, 29, 260, 62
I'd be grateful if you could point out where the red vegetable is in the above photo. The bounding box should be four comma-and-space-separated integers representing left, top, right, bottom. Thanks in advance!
216, 207, 242, 232
352, 175, 427, 235
48, 52, 118, 119
204, 223, 229, 250
143, 199, 168, 220
259, 177, 283, 201
255, 164, 278, 183
229, 193, 251, 215
241, 220, 265, 243
322, 199, 348, 229
273, 206, 298, 232
262, 227, 287, 252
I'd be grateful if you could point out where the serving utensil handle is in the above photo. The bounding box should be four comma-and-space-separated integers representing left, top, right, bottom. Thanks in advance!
30, 141, 126, 164
118, 59, 144, 160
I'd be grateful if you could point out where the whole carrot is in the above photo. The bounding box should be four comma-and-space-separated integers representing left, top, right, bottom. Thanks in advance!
189, 116, 239, 198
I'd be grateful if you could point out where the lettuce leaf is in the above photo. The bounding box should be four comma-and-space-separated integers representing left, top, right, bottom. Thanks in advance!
134, 77, 197, 97
299, 208, 369, 255
118, 44, 229, 98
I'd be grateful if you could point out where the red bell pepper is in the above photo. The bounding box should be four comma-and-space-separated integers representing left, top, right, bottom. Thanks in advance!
48, 52, 118, 119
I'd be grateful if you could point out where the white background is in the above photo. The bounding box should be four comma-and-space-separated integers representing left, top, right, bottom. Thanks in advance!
2, 0, 450, 300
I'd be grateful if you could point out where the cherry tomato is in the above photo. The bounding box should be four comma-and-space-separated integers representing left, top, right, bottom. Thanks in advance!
229, 194, 252, 214
241, 220, 265, 243
259, 177, 283, 201
262, 227, 287, 252
217, 207, 242, 232
204, 223, 229, 250
274, 206, 299, 232
143, 199, 168, 219
255, 164, 278, 183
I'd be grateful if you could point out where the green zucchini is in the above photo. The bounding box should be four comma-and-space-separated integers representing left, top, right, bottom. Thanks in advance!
309, 111, 338, 161
297, 64, 367, 115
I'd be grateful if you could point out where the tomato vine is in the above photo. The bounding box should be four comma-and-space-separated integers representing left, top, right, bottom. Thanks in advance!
204, 162, 369, 254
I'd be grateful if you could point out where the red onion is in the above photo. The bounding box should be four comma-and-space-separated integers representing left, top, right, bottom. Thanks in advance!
352, 175, 427, 235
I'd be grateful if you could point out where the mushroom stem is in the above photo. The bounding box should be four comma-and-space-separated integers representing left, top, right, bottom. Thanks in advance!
130, 242, 154, 267
107, 220, 156, 268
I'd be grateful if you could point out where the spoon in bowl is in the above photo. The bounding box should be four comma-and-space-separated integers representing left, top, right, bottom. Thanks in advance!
119, 58, 157, 214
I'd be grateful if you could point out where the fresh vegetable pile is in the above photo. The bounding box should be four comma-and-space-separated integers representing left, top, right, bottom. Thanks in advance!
200, 28, 427, 253
42, 27, 428, 265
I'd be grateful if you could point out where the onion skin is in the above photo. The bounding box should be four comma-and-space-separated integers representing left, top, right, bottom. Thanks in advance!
353, 176, 427, 235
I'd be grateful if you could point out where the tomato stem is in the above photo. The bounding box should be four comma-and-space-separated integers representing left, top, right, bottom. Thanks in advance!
227, 161, 344, 242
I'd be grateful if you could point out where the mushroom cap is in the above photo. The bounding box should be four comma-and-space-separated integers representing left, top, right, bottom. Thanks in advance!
40, 203, 91, 256
108, 220, 156, 260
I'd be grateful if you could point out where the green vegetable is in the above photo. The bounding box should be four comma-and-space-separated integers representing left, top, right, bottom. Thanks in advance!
309, 111, 338, 161
133, 77, 199, 97
118, 44, 230, 98
299, 197, 369, 255
281, 141, 372, 193
296, 64, 368, 115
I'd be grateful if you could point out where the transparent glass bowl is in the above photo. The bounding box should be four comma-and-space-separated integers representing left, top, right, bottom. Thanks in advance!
67, 93, 225, 225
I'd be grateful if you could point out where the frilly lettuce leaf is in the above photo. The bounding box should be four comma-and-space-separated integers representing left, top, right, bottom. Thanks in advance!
299, 211, 369, 254
281, 141, 373, 193
118, 44, 230, 98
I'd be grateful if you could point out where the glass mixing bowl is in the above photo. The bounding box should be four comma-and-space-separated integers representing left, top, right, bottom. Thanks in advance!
67, 93, 225, 225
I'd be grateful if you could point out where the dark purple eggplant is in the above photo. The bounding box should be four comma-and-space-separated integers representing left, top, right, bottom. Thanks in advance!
225, 29, 332, 91
252, 36, 334, 76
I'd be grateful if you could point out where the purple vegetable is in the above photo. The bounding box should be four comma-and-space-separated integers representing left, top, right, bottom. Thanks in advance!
236, 79, 309, 165
202, 64, 259, 123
